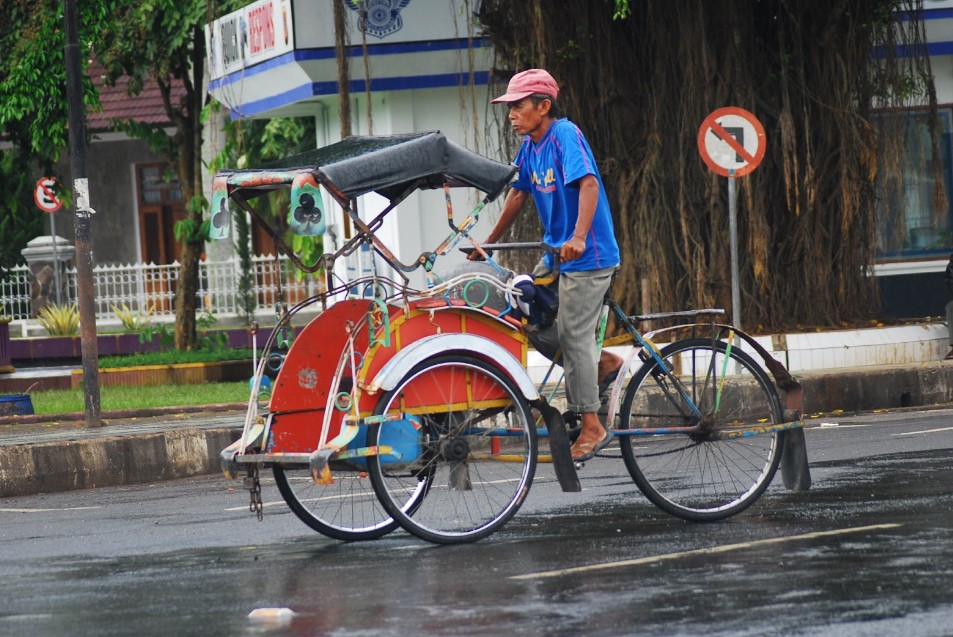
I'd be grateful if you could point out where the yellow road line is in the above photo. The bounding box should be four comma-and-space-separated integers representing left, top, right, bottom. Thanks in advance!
510, 523, 902, 580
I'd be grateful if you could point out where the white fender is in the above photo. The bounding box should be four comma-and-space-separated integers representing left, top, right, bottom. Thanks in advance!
366, 333, 539, 401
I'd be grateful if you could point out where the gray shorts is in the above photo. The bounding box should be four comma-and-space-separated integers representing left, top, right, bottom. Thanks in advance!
527, 262, 616, 413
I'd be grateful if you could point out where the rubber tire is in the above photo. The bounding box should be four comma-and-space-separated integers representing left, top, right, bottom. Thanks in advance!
618, 337, 784, 521
367, 354, 537, 544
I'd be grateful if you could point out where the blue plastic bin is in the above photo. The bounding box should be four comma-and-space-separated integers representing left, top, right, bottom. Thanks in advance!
0, 394, 35, 417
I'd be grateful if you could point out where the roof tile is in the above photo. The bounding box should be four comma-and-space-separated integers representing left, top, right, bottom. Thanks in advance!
87, 62, 188, 133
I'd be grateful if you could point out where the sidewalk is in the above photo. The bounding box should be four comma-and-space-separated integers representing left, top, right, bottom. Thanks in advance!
3, 358, 953, 498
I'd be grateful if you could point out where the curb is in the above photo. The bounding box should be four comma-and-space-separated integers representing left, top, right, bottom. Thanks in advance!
797, 362, 953, 414
0, 426, 240, 498
0, 402, 246, 427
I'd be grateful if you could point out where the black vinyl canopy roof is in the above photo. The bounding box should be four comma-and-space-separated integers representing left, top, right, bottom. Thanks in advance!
219, 131, 517, 203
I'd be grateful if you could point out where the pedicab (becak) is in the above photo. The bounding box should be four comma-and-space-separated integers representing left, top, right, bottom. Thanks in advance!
211, 131, 811, 545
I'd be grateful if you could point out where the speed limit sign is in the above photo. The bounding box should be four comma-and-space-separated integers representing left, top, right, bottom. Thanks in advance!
34, 177, 63, 213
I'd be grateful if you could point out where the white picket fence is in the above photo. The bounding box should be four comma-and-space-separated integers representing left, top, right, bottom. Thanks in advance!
0, 254, 322, 322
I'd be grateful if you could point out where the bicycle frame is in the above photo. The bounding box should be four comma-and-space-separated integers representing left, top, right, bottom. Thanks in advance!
537, 298, 804, 440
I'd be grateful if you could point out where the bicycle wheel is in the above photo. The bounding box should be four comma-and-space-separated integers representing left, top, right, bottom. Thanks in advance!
274, 464, 423, 541
618, 337, 783, 521
367, 355, 537, 544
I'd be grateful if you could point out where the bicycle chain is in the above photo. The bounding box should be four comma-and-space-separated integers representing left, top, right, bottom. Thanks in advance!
244, 468, 263, 521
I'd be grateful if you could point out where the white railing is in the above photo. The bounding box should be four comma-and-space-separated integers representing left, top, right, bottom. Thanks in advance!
0, 254, 322, 322
0, 266, 32, 319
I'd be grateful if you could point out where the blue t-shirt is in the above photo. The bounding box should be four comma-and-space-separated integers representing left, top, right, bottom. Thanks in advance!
512, 118, 620, 273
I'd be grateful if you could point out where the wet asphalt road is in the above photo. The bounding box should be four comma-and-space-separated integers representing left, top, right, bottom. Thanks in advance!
1, 409, 952, 637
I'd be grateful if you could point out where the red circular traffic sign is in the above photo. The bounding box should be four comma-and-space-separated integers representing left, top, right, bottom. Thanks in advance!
34, 177, 63, 213
697, 107, 766, 177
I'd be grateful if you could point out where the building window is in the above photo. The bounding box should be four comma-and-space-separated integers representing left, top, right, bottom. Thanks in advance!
874, 108, 953, 259
136, 163, 186, 265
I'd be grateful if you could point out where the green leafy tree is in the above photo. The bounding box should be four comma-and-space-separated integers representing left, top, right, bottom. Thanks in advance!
97, 0, 243, 350
0, 151, 45, 279
0, 0, 107, 274
1, 0, 241, 348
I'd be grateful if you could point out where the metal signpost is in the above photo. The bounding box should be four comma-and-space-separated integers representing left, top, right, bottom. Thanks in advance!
697, 106, 766, 330
34, 177, 64, 305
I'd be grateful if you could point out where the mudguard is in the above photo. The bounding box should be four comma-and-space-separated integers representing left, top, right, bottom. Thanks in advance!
366, 332, 539, 401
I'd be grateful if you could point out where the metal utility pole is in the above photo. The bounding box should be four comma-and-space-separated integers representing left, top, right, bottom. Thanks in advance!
64, 0, 101, 428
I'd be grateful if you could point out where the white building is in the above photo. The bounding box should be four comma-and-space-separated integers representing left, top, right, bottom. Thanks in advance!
205, 0, 503, 290
870, 0, 953, 317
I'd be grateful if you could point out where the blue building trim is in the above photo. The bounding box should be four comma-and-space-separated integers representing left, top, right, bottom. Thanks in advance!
900, 8, 953, 20
876, 8, 953, 57
871, 40, 953, 59
210, 38, 489, 91
228, 70, 491, 118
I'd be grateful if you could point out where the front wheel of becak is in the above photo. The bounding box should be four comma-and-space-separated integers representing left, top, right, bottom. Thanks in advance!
367, 355, 537, 544
618, 338, 784, 521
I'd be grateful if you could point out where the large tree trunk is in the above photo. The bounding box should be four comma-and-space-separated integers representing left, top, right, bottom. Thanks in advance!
174, 242, 201, 349
478, 0, 938, 331
172, 24, 208, 351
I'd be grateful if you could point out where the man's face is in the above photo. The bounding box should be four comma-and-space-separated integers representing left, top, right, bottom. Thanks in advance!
507, 97, 549, 139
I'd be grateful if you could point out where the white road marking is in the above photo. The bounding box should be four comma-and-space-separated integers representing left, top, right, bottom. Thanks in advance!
893, 426, 953, 436
225, 500, 286, 512
808, 424, 871, 429
509, 523, 903, 580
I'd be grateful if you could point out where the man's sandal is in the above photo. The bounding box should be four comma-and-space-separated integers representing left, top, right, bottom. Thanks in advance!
571, 430, 613, 463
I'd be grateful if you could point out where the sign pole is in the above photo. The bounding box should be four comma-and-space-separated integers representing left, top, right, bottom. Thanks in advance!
50, 212, 62, 306
35, 177, 65, 305
697, 106, 766, 333
728, 175, 741, 330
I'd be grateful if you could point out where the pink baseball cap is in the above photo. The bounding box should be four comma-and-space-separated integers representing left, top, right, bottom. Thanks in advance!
491, 69, 559, 104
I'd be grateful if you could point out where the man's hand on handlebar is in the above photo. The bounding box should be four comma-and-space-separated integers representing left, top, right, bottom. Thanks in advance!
466, 246, 488, 261
560, 236, 585, 262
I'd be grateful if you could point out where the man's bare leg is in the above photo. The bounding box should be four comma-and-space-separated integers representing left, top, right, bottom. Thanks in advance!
598, 350, 623, 385
571, 411, 610, 460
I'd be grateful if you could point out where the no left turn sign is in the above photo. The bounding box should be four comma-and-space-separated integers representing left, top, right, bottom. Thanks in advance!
697, 107, 766, 177
34, 177, 63, 213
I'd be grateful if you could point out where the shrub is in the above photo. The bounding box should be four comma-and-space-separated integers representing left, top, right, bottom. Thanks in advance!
112, 303, 156, 333
99, 348, 252, 368
37, 303, 79, 336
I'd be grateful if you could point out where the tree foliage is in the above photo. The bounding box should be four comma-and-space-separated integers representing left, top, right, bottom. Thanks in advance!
94, 0, 243, 349
0, 0, 109, 274
1, 0, 240, 348
209, 113, 320, 322
478, 0, 938, 330
0, 0, 109, 158
0, 151, 44, 278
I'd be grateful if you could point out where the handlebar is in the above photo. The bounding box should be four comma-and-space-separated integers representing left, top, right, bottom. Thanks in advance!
459, 242, 560, 285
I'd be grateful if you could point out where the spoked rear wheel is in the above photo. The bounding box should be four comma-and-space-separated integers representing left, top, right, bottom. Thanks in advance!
274, 464, 427, 541
618, 337, 784, 521
367, 355, 537, 544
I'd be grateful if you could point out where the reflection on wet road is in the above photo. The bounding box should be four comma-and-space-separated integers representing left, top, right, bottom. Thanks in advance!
1, 410, 952, 636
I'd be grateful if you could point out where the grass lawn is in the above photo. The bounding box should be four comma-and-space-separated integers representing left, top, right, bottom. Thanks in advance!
28, 382, 250, 415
